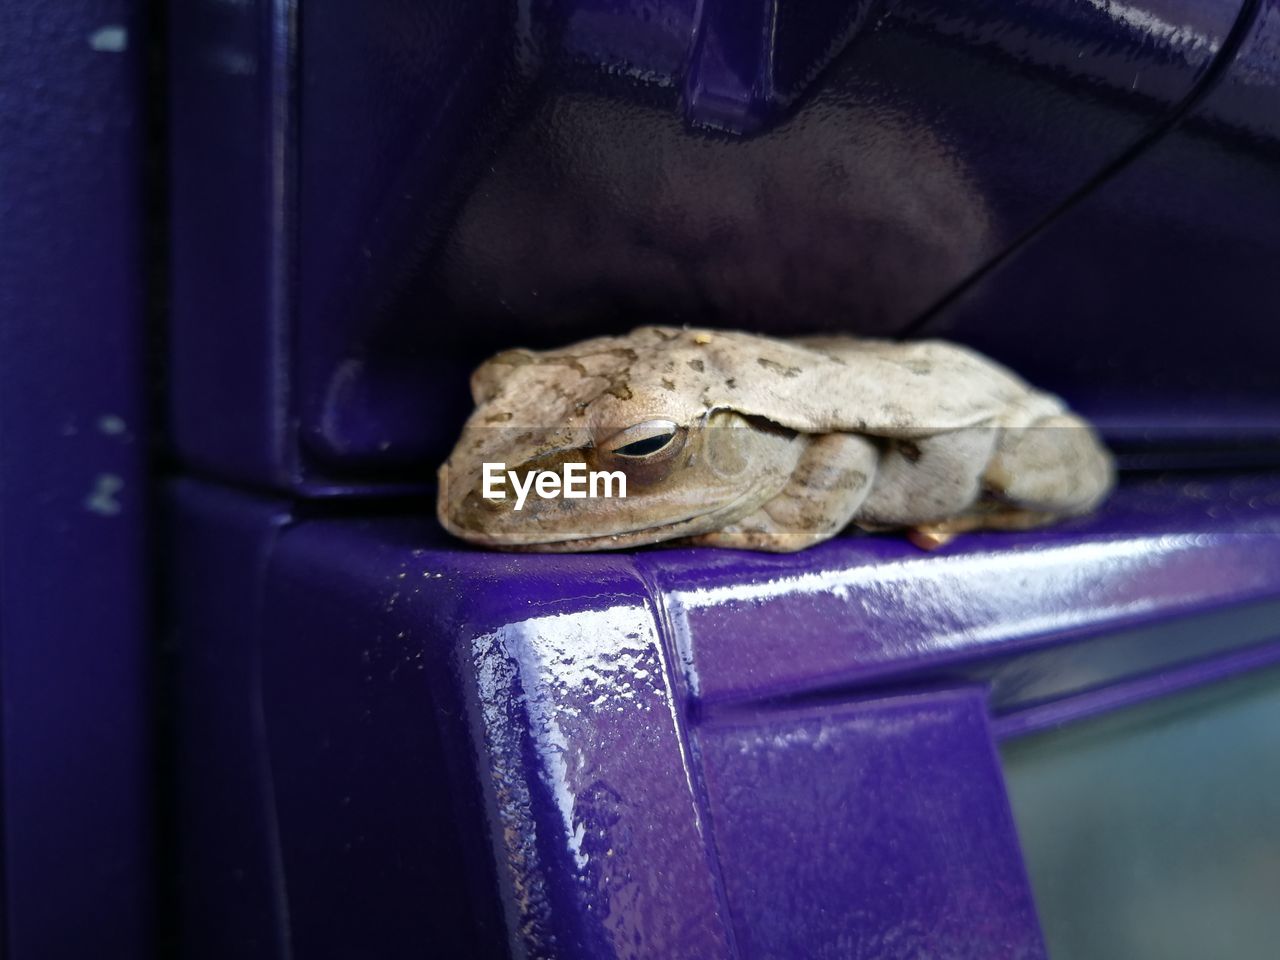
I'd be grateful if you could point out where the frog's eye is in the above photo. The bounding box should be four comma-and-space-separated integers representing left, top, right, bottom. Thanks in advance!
601, 419, 685, 462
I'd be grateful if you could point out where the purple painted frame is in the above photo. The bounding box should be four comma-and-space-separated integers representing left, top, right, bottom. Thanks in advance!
172, 472, 1280, 957
162, 1, 1280, 956
1, 2, 154, 958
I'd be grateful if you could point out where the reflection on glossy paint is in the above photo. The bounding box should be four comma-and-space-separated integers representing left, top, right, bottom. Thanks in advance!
671, 535, 1195, 611
471, 628, 555, 948
444, 85, 995, 337
664, 533, 1242, 699
469, 603, 729, 958
491, 608, 658, 872
1084, 0, 1222, 57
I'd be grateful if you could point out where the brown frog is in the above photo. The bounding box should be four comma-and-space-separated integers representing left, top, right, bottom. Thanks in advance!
437, 327, 1113, 552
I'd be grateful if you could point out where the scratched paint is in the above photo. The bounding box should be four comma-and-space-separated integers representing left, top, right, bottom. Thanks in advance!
84, 473, 124, 516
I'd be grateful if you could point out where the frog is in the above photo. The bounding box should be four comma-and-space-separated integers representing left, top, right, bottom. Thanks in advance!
437, 326, 1114, 552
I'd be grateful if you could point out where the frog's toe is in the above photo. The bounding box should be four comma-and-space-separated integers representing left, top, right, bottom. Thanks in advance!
907, 525, 959, 551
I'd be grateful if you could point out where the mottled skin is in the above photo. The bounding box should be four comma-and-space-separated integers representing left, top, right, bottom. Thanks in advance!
437, 327, 1114, 552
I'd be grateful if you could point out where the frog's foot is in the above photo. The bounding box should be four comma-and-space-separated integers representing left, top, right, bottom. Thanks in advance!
690, 433, 879, 552
905, 508, 1059, 551
907, 524, 959, 551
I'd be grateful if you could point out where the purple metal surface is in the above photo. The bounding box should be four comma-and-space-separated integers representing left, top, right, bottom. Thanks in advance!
167, 482, 293, 960
169, 0, 1275, 493
684, 0, 880, 133
257, 516, 1049, 958
169, 0, 293, 485
161, 2, 1280, 954
423, 0, 1244, 360
696, 689, 1044, 959
924, 0, 1280, 443
170, 470, 1280, 957
259, 521, 732, 959
649, 473, 1280, 707
0, 2, 154, 957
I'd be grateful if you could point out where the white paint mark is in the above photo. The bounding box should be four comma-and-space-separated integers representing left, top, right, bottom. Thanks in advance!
85, 473, 124, 516
88, 26, 129, 53
98, 414, 127, 436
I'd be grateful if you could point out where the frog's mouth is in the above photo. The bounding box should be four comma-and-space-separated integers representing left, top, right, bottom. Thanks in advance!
436, 409, 800, 551
439, 486, 767, 552
436, 439, 776, 551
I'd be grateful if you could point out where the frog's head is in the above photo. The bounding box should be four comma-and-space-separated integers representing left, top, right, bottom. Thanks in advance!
437, 327, 803, 550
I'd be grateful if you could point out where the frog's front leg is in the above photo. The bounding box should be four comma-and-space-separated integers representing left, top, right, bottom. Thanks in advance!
689, 433, 879, 552
855, 426, 1000, 528
983, 412, 1113, 517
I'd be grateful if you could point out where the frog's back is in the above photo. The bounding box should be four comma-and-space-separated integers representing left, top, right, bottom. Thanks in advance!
683, 329, 1053, 438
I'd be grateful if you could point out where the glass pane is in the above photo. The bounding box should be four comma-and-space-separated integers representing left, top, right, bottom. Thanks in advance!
1001, 665, 1280, 960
